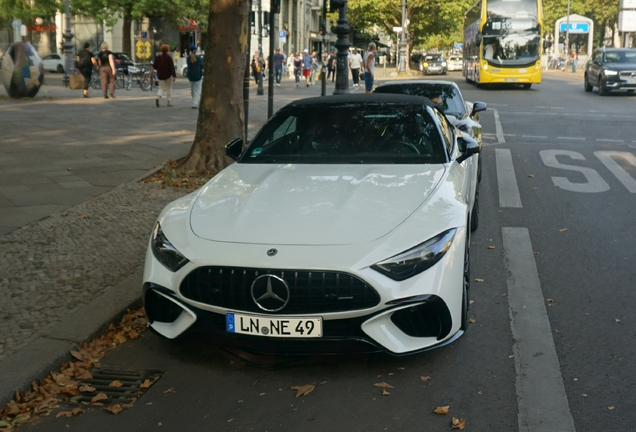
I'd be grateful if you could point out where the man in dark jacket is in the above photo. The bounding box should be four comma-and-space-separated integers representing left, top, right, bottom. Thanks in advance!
151, 44, 176, 107
76, 42, 97, 98
186, 44, 204, 109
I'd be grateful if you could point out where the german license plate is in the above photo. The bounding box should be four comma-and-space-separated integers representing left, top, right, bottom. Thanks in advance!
226, 313, 322, 338
627, 78, 636, 84
505, 78, 519, 82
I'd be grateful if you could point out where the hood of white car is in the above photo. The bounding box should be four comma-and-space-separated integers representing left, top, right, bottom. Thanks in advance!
190, 163, 446, 246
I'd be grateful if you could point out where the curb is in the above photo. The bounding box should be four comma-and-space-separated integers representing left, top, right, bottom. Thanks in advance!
0, 260, 144, 407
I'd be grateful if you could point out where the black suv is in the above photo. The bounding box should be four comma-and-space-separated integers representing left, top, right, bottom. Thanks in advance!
584, 47, 636, 95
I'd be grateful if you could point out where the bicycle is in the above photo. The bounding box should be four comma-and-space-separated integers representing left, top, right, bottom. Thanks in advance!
88, 67, 126, 90
140, 69, 158, 92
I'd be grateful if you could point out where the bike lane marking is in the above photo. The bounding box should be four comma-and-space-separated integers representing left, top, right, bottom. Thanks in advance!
503, 228, 576, 432
495, 148, 522, 208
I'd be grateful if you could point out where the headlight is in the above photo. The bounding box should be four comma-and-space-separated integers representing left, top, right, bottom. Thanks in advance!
151, 222, 189, 272
483, 63, 488, 70
442, 62, 447, 67
423, 62, 429, 67
604, 70, 618, 76
371, 229, 457, 281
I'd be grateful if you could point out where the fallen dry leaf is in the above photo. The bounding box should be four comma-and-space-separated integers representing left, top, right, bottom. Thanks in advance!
546, 299, 554, 303
79, 385, 95, 393
55, 407, 83, 418
382, 389, 390, 396
488, 246, 496, 249
90, 393, 108, 403
433, 406, 450, 415
69, 351, 84, 361
76, 215, 89, 220
559, 228, 568, 232
373, 382, 394, 389
608, 406, 615, 410
468, 318, 476, 323
108, 380, 123, 388
528, 174, 535, 178
420, 376, 431, 382
474, 278, 485, 283
163, 388, 175, 394
291, 385, 315, 398
139, 379, 153, 389
451, 417, 466, 430
106, 404, 123, 415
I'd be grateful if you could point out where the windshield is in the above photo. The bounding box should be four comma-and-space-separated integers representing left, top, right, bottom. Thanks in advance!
374, 84, 466, 118
425, 55, 442, 62
604, 51, 636, 64
241, 104, 445, 165
482, 0, 540, 66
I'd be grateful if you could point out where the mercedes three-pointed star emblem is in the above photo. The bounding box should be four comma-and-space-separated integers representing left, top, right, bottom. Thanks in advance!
250, 274, 290, 312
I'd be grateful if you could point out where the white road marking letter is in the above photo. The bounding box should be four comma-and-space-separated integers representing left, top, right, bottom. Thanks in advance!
594, 151, 636, 193
539, 150, 609, 193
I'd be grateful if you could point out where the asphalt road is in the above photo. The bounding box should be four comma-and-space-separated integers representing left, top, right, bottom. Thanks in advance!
21, 71, 636, 432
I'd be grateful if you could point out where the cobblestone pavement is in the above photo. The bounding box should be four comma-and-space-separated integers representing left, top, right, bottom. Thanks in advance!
0, 183, 185, 360
0, 75, 356, 367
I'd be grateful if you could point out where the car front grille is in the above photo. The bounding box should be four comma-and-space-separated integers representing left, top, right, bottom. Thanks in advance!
180, 267, 381, 314
619, 70, 636, 78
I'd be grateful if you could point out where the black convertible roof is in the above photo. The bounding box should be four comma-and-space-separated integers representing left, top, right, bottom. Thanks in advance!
284, 93, 435, 109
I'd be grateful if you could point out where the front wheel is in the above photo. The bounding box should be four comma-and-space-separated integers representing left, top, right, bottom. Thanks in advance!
115, 73, 125, 89
182, 67, 188, 77
140, 76, 151, 91
57, 64, 64, 73
89, 73, 99, 89
584, 74, 593, 92
598, 79, 608, 96
470, 187, 479, 232
460, 235, 470, 331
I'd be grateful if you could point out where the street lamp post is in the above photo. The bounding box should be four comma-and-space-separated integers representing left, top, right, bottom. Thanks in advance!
62, 0, 74, 88
399, 0, 406, 73
257, 0, 264, 96
319, 0, 327, 97
332, 0, 351, 95
564, 0, 570, 68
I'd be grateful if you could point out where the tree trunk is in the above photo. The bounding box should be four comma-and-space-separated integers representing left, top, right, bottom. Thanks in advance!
122, 10, 132, 57
178, 0, 249, 174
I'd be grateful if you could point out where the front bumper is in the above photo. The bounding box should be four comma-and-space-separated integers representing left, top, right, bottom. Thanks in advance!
603, 78, 636, 90
423, 66, 445, 75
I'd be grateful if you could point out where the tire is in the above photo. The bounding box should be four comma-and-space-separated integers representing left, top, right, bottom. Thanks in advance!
523, 84, 531, 89
115, 73, 125, 89
470, 187, 479, 232
598, 79, 608, 96
140, 76, 151, 91
477, 154, 482, 183
89, 74, 99, 90
584, 74, 593, 92
182, 67, 188, 77
56, 64, 64, 73
460, 235, 470, 331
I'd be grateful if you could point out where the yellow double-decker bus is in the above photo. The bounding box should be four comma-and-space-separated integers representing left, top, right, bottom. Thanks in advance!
463, 0, 543, 89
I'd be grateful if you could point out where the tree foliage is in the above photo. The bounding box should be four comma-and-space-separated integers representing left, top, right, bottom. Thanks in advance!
0, 0, 58, 26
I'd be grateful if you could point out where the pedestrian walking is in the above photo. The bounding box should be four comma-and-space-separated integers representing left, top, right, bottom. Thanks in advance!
273, 48, 285, 86
251, 51, 264, 89
151, 44, 176, 107
75, 42, 97, 98
327, 50, 337, 82
294, 53, 302, 87
287, 53, 295, 79
186, 44, 203, 109
302, 49, 313, 87
569, 49, 578, 73
364, 42, 376, 94
310, 51, 318, 85
97, 42, 116, 99
349, 48, 363, 87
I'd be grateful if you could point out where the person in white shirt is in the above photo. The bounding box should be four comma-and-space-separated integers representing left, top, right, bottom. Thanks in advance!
349, 48, 363, 87
363, 42, 376, 93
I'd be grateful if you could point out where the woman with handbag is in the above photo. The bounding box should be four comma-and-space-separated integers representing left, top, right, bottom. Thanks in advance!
75, 42, 97, 97
97, 42, 117, 99
151, 44, 177, 107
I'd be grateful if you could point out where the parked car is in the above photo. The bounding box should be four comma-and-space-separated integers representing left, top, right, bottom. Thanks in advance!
584, 47, 636, 96
41, 53, 65, 73
142, 93, 481, 355
374, 80, 487, 182
447, 56, 463, 72
420, 54, 447, 75
112, 52, 135, 74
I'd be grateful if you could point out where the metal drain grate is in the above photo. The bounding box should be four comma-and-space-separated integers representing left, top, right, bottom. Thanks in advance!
72, 369, 164, 405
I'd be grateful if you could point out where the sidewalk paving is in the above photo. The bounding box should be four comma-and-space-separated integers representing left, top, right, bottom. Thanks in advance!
0, 74, 369, 406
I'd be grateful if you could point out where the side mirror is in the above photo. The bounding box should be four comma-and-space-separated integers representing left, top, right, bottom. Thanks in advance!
471, 101, 487, 117
225, 138, 244, 161
456, 136, 480, 164
475, 32, 482, 46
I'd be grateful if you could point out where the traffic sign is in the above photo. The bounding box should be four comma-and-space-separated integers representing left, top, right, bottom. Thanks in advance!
140, 31, 148, 40
393, 26, 403, 32
278, 30, 286, 38
135, 40, 152, 60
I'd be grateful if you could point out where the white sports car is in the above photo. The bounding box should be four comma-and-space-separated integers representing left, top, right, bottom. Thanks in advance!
143, 93, 481, 355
